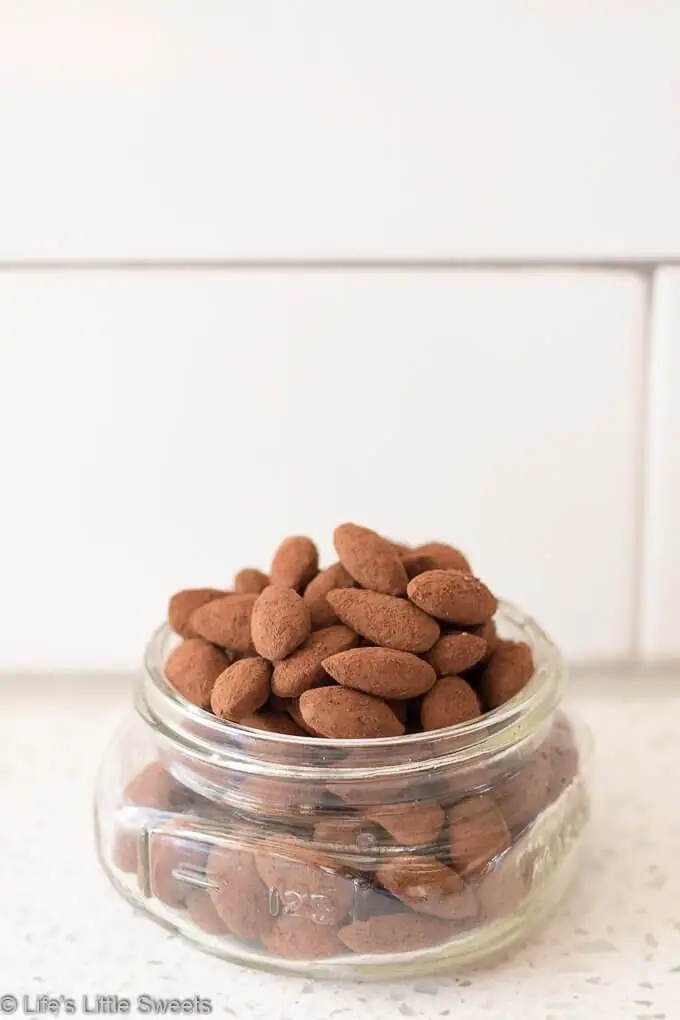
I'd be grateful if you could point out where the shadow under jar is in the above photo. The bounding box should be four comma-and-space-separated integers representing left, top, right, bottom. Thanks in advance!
94, 601, 592, 979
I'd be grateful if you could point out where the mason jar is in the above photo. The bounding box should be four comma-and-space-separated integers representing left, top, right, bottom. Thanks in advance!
94, 600, 592, 979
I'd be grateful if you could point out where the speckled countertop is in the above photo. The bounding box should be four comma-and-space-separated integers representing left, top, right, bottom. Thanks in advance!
1, 672, 679, 1020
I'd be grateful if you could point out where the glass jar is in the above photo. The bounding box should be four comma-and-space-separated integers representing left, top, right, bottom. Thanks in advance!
94, 601, 592, 979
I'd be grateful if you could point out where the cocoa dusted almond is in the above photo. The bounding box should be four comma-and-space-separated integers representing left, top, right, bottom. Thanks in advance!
237, 711, 308, 736
376, 856, 477, 921
207, 847, 272, 940
251, 586, 312, 661
190, 593, 257, 651
123, 761, 188, 811
186, 891, 230, 935
478, 639, 534, 709
322, 646, 436, 700
448, 794, 511, 876
407, 569, 497, 625
254, 836, 354, 927
165, 637, 231, 709
299, 686, 406, 739
364, 801, 444, 847
338, 913, 454, 954
495, 751, 552, 834
326, 589, 440, 653
303, 561, 356, 628
168, 588, 226, 638
233, 568, 269, 595
210, 656, 271, 721
420, 675, 482, 731
261, 916, 344, 960
425, 631, 488, 676
471, 617, 499, 656
272, 624, 359, 698
333, 522, 408, 596
270, 535, 319, 591
401, 541, 471, 578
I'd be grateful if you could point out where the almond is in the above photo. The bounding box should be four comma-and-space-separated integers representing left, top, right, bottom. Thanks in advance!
338, 913, 453, 953
407, 569, 497, 625
165, 637, 231, 709
333, 522, 408, 595
303, 562, 356, 628
299, 686, 406, 739
425, 631, 488, 675
186, 891, 230, 935
271, 625, 359, 697
448, 794, 511, 876
233, 568, 269, 595
420, 676, 482, 731
123, 762, 188, 811
190, 593, 257, 651
168, 588, 226, 638
365, 801, 444, 847
402, 542, 471, 578
326, 589, 440, 653
261, 916, 344, 960
254, 837, 354, 927
478, 640, 534, 709
238, 711, 308, 737
472, 617, 499, 655
495, 751, 552, 834
207, 847, 272, 940
270, 535, 319, 591
376, 856, 476, 921
548, 714, 580, 800
322, 647, 436, 700
210, 656, 271, 721
251, 586, 311, 661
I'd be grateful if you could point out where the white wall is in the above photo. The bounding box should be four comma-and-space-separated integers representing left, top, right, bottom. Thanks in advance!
0, 2, 679, 670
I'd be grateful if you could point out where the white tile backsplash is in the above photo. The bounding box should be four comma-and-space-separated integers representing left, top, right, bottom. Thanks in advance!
0, 269, 645, 669
1, 1, 680, 260
640, 269, 680, 661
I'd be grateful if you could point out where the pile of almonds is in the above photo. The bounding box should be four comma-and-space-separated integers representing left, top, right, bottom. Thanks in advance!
109, 532, 585, 965
165, 524, 535, 738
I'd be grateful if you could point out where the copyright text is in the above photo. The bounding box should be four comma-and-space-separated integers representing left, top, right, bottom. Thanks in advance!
0, 997, 212, 1016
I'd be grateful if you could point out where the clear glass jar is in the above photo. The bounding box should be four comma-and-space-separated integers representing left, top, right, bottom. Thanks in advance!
94, 601, 592, 979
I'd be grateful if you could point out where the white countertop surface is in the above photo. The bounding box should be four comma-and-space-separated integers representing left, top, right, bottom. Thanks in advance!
1, 671, 679, 1020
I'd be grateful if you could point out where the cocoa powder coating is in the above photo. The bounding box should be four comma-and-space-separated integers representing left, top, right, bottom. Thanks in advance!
234, 568, 269, 595
407, 569, 497, 626
376, 855, 477, 921
251, 585, 312, 661
168, 588, 225, 638
207, 847, 272, 941
269, 535, 319, 591
322, 646, 436, 700
164, 638, 230, 709
272, 624, 359, 698
326, 588, 440, 653
402, 542, 471, 577
302, 561, 356, 628
448, 794, 512, 875
420, 676, 482, 731
338, 913, 454, 954
426, 631, 488, 676
333, 522, 408, 596
190, 594, 257, 651
261, 917, 344, 960
210, 656, 272, 721
479, 639, 534, 709
365, 801, 445, 847
299, 685, 406, 739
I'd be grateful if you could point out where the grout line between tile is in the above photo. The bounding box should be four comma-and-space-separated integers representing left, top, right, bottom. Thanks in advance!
0, 258, 664, 273
631, 269, 657, 660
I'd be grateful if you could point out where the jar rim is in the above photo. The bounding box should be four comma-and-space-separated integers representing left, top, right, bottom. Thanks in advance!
136, 600, 565, 779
